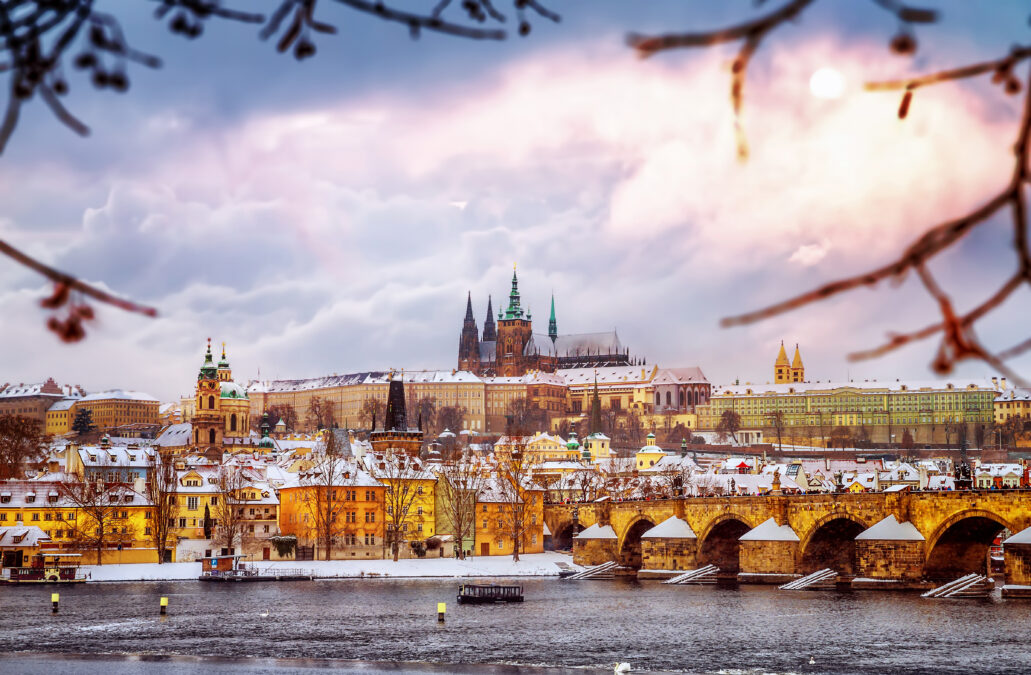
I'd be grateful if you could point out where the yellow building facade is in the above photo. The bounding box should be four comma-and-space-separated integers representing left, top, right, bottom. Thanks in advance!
698, 379, 998, 445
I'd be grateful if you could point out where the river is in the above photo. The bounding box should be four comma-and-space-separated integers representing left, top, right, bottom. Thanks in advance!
0, 578, 1025, 674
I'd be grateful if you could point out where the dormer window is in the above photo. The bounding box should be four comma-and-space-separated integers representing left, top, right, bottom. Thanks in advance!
25, 493, 35, 504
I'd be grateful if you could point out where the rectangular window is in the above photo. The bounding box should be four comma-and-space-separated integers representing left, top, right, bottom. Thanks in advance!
44, 512, 52, 521
144, 527, 152, 536
178, 518, 187, 528
31, 513, 39, 521
364, 533, 375, 546
365, 512, 375, 523
187, 497, 199, 511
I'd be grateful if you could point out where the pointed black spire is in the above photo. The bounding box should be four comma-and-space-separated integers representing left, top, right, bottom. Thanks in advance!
464, 291, 474, 322
385, 376, 407, 431
482, 295, 497, 342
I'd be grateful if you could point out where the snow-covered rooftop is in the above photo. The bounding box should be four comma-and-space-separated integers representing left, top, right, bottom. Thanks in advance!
574, 523, 617, 540
712, 378, 999, 397
739, 517, 800, 542
1004, 526, 1031, 546
80, 390, 158, 403
641, 516, 696, 539
855, 515, 925, 541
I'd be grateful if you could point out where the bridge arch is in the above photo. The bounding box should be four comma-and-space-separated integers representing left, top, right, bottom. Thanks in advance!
923, 509, 1015, 581
798, 512, 873, 576
552, 522, 584, 551
697, 513, 754, 575
617, 516, 657, 569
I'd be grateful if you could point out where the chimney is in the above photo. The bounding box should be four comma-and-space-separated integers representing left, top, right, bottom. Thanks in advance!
1002, 377, 1008, 390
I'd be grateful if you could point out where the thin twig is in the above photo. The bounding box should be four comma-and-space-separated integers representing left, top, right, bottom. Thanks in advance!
0, 240, 157, 317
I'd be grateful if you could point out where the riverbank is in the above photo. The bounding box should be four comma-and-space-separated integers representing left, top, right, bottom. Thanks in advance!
82, 551, 579, 582
3, 653, 618, 675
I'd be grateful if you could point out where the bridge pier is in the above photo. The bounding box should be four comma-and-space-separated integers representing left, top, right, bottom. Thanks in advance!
547, 491, 1031, 590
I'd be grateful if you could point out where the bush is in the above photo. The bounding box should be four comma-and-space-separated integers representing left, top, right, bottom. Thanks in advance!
269, 535, 297, 558
425, 536, 441, 551
410, 540, 427, 558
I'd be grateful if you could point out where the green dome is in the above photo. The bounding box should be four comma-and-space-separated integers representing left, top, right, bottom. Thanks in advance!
566, 431, 580, 450
220, 382, 249, 400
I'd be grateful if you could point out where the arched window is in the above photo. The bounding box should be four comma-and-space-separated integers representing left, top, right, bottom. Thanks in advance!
208, 395, 215, 410
208, 429, 216, 444
230, 413, 237, 432
665, 391, 672, 406
655, 393, 660, 406
194, 429, 199, 443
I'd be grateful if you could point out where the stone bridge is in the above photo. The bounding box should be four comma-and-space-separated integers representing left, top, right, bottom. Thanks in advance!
544, 491, 1031, 586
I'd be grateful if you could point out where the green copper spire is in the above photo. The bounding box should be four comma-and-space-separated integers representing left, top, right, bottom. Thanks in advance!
548, 294, 557, 341
198, 338, 217, 381
503, 263, 524, 320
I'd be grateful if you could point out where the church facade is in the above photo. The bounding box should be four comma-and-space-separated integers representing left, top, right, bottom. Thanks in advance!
458, 268, 638, 377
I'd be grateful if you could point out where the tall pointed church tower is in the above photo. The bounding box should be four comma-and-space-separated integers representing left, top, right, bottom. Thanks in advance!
458, 292, 480, 372
495, 265, 534, 376
192, 339, 224, 449
774, 341, 791, 384
791, 344, 805, 383
548, 294, 558, 342
482, 295, 496, 342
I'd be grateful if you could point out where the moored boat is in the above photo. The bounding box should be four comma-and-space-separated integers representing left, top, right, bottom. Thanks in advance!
1, 552, 87, 583
457, 583, 524, 604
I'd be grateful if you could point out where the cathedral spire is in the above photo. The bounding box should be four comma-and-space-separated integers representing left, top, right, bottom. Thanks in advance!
483, 295, 496, 342
464, 291, 474, 322
504, 263, 524, 319
548, 294, 558, 341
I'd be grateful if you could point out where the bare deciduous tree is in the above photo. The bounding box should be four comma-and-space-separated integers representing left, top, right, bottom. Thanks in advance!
494, 439, 539, 563
144, 453, 180, 563
298, 430, 354, 560
436, 452, 487, 559
368, 448, 428, 561
359, 396, 386, 430
306, 395, 336, 432
59, 479, 133, 565
0, 414, 47, 479
213, 465, 247, 553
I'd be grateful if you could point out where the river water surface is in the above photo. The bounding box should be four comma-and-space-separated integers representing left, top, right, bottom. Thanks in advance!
0, 578, 1025, 674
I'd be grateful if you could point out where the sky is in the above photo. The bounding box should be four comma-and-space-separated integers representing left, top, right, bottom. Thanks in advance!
2, 0, 1030, 402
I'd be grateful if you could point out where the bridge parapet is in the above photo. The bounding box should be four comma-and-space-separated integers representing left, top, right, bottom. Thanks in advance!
546, 490, 1031, 586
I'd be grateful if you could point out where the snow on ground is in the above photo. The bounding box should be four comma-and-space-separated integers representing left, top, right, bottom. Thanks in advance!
83, 552, 580, 582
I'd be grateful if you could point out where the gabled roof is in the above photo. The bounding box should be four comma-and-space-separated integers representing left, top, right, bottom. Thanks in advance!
641, 516, 696, 539
651, 367, 709, 385
739, 517, 800, 542
574, 523, 617, 540
855, 515, 924, 541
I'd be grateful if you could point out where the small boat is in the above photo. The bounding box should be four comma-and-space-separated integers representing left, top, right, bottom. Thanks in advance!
457, 583, 524, 604
1, 552, 87, 583
198, 554, 312, 582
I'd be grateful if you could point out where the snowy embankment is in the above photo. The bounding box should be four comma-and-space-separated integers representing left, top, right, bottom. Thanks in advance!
84, 551, 579, 582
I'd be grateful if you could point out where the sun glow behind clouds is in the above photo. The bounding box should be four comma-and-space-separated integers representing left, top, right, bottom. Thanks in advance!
809, 67, 846, 99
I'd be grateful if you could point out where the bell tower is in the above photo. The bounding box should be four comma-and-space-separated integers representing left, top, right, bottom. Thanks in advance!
192, 338, 223, 449
774, 341, 790, 384
495, 264, 534, 376
791, 344, 805, 383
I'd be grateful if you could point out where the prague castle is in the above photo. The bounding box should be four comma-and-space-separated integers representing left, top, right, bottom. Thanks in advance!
458, 267, 638, 377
